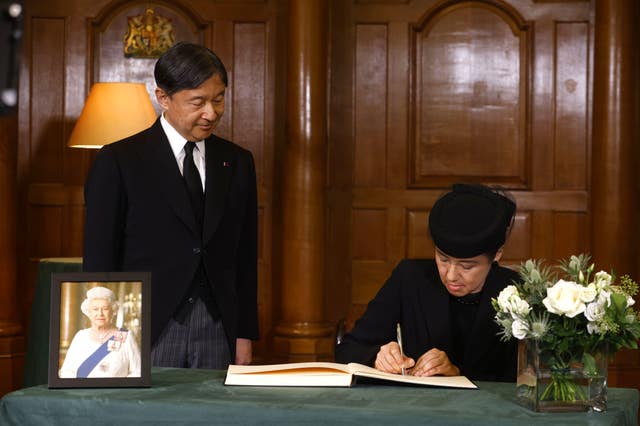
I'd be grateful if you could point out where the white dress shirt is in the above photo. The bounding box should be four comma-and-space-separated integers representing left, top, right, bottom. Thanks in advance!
160, 113, 206, 190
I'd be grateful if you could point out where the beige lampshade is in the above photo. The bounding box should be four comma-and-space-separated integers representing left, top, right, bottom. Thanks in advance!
67, 82, 157, 148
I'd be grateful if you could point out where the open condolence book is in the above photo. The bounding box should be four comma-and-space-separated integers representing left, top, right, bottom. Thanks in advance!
224, 362, 477, 389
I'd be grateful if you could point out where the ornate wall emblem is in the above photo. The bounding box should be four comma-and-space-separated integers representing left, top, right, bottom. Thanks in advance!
124, 8, 174, 58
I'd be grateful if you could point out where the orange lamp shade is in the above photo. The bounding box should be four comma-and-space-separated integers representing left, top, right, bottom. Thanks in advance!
67, 82, 157, 148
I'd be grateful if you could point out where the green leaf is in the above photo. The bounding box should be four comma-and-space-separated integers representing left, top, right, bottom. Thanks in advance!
610, 293, 627, 315
582, 352, 597, 376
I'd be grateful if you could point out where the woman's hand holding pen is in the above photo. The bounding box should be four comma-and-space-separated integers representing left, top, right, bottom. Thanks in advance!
374, 342, 415, 374
374, 344, 459, 377
410, 348, 460, 377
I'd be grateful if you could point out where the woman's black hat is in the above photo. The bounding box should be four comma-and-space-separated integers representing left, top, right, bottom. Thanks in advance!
428, 184, 516, 258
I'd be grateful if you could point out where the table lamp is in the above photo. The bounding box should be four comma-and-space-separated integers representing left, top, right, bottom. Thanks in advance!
67, 82, 157, 148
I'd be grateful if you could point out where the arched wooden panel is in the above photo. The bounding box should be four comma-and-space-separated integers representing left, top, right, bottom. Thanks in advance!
410, 1, 531, 188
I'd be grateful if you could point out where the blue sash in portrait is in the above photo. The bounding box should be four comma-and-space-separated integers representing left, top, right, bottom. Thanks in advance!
76, 337, 113, 378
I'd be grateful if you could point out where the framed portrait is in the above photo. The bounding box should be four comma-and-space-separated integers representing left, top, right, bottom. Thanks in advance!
48, 272, 151, 388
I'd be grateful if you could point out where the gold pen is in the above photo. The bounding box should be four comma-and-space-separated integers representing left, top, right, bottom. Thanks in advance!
396, 323, 405, 376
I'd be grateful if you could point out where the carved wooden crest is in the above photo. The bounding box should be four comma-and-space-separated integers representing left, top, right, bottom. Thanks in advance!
123, 8, 174, 58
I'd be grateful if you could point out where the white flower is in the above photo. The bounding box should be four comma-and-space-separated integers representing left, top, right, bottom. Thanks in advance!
587, 322, 602, 335
593, 271, 612, 290
579, 283, 597, 303
508, 297, 531, 319
497, 285, 519, 312
597, 290, 611, 307
542, 279, 586, 318
627, 296, 636, 308
511, 319, 529, 339
584, 301, 605, 322
496, 285, 531, 318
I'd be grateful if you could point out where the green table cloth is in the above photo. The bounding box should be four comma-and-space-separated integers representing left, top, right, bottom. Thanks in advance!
3, 368, 638, 425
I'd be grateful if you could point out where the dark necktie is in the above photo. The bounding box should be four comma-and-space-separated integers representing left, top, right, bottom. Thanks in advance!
183, 142, 204, 226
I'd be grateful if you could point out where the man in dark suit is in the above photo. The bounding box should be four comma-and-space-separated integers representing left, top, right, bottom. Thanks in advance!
83, 42, 258, 368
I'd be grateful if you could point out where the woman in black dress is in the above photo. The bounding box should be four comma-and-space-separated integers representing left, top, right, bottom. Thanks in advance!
335, 184, 519, 382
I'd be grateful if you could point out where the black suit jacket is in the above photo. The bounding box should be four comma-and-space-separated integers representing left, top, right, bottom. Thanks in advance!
83, 119, 259, 357
335, 259, 518, 381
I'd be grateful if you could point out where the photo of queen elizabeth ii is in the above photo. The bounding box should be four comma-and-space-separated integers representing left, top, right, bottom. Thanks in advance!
58, 285, 141, 378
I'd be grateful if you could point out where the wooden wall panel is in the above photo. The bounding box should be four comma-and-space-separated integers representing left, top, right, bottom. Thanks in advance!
531, 18, 556, 190
27, 206, 63, 257
552, 211, 589, 258
407, 209, 430, 259
352, 260, 391, 304
411, 2, 529, 188
0, 116, 18, 322
233, 23, 266, 183
352, 208, 387, 260
354, 24, 388, 187
387, 205, 407, 260
63, 204, 86, 255
325, 0, 355, 329
0, 113, 24, 396
502, 211, 531, 263
530, 210, 554, 258
351, 207, 390, 317
554, 22, 588, 190
211, 20, 234, 140
29, 18, 65, 182
387, 22, 409, 189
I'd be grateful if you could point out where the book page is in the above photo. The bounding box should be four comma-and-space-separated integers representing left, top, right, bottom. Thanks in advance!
347, 363, 477, 389
225, 362, 477, 388
227, 362, 352, 375
225, 362, 354, 387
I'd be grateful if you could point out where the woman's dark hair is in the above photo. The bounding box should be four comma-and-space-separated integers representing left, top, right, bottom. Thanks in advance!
154, 42, 228, 96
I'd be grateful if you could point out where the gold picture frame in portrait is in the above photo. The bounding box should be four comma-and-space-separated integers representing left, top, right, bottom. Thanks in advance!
48, 272, 151, 388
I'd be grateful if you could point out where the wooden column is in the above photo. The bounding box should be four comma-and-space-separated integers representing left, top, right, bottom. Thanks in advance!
592, 0, 640, 390
0, 115, 24, 396
591, 0, 638, 276
274, 0, 333, 361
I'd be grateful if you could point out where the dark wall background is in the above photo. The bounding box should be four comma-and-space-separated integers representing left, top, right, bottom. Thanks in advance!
0, 0, 22, 115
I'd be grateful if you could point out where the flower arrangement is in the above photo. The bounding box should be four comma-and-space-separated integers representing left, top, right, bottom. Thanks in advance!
492, 254, 640, 410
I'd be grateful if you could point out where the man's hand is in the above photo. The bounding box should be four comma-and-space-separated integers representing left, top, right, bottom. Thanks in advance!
410, 348, 459, 376
235, 338, 252, 365
374, 341, 415, 374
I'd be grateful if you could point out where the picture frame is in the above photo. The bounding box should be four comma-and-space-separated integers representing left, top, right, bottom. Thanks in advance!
48, 272, 151, 388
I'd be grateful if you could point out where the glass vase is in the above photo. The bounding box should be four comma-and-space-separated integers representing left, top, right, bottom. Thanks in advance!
515, 340, 608, 413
